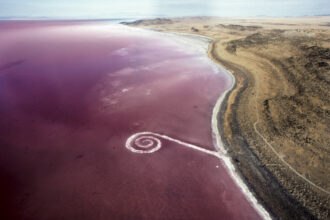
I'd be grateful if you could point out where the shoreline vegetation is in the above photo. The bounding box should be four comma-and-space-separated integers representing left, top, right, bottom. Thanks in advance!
122, 16, 330, 219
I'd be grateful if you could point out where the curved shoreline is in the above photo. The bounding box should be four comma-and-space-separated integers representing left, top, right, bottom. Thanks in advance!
120, 25, 276, 219
122, 18, 329, 219
207, 41, 319, 220
136, 28, 273, 220
121, 23, 321, 219
160, 30, 274, 220
209, 59, 272, 220
207, 40, 273, 220
161, 29, 319, 219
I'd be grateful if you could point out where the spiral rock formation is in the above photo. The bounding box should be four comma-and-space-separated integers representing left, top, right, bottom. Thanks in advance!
126, 132, 162, 153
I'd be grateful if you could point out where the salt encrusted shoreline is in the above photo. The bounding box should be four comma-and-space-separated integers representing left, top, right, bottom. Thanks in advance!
124, 25, 273, 220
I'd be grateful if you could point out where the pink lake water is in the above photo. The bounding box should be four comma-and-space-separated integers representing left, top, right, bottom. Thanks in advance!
0, 22, 262, 220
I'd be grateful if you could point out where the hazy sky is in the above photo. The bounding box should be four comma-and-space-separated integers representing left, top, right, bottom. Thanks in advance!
0, 0, 329, 19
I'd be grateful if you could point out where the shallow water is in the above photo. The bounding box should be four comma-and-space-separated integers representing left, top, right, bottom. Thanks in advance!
0, 22, 262, 220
